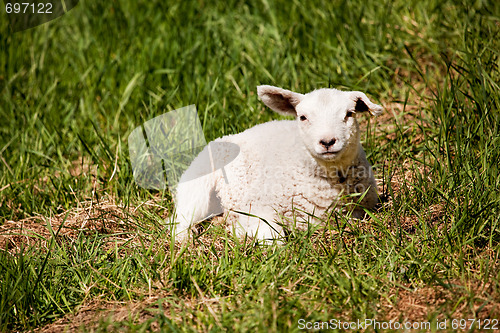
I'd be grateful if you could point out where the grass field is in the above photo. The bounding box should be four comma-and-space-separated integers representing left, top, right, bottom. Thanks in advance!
1, 0, 499, 331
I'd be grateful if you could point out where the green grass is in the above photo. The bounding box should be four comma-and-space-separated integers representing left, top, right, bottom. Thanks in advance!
0, 0, 499, 331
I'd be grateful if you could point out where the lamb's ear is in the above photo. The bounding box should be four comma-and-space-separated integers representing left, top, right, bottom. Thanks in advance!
351, 91, 383, 116
257, 85, 304, 116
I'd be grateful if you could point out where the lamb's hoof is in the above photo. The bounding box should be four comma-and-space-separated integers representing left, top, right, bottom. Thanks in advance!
173, 229, 190, 244
168, 220, 192, 244
256, 238, 284, 246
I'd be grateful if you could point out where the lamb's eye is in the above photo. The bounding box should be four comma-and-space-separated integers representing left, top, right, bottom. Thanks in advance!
345, 111, 354, 119
299, 115, 307, 121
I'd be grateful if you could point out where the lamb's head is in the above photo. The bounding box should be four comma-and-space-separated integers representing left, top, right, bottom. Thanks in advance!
257, 85, 383, 163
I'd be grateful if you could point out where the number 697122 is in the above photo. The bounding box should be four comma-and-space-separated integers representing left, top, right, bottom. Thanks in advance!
5, 2, 53, 14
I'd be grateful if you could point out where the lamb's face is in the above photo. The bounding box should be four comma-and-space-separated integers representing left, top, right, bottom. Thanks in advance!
257, 85, 383, 163
295, 89, 361, 162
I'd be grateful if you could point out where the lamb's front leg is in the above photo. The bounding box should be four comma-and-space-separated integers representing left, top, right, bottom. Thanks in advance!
173, 174, 223, 242
231, 206, 284, 243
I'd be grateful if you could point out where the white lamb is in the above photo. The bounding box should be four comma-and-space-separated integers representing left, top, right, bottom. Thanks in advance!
172, 85, 383, 242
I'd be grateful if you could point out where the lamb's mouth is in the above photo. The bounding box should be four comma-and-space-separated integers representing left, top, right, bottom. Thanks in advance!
320, 150, 342, 158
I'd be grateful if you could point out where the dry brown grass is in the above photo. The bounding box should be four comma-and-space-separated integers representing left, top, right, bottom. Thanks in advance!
37, 297, 162, 333
381, 280, 500, 323
0, 194, 161, 255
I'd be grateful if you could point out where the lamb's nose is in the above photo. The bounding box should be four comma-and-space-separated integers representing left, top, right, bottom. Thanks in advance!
320, 138, 336, 148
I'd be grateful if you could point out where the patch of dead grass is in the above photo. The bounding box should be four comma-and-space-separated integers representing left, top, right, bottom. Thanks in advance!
36, 297, 163, 333
381, 280, 500, 323
0, 194, 164, 255
36, 291, 228, 332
